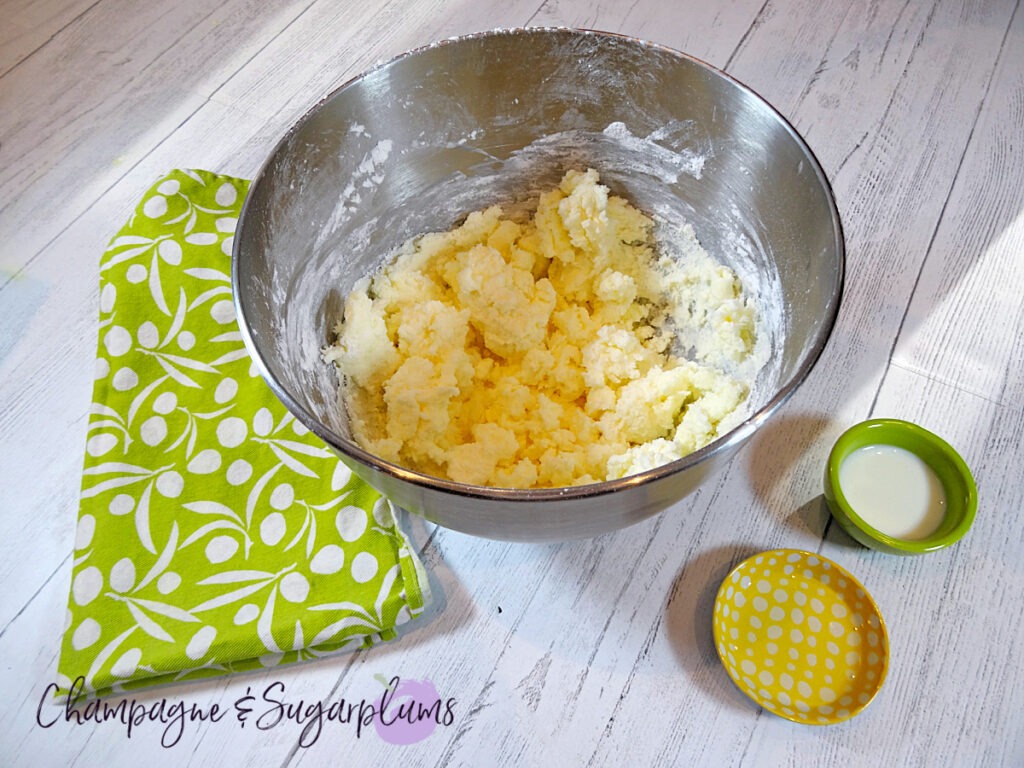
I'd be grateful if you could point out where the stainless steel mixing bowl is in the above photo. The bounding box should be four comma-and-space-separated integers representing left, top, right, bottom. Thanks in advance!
233, 28, 844, 541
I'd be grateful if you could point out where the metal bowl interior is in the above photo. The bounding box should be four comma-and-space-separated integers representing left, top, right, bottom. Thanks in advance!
233, 28, 844, 541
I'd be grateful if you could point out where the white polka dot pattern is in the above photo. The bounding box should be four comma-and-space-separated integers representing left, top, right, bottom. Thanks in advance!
713, 549, 888, 725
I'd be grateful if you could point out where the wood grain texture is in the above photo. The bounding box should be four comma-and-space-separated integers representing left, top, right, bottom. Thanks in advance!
1, 0, 1021, 765
889, 5, 1024, 405
0, 0, 96, 76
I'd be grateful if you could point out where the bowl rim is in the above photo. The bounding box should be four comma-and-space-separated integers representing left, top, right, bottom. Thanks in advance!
232, 26, 846, 501
825, 418, 978, 553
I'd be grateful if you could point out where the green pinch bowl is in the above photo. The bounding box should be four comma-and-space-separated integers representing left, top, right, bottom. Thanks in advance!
823, 419, 977, 555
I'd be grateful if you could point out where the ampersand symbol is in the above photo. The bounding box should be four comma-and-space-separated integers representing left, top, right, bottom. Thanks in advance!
234, 687, 254, 727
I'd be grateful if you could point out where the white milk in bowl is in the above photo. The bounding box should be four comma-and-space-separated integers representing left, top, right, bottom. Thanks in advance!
838, 444, 947, 540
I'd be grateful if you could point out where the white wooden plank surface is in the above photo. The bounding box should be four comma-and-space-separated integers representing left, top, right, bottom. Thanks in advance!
1, 0, 1022, 765
0, 0, 96, 75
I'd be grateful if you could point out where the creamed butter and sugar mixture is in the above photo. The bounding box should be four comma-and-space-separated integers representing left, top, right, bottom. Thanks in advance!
323, 169, 759, 488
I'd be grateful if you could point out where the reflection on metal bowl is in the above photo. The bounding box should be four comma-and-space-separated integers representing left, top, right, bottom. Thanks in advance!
233, 28, 844, 541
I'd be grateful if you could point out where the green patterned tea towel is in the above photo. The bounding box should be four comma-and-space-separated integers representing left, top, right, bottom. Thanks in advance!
57, 169, 428, 697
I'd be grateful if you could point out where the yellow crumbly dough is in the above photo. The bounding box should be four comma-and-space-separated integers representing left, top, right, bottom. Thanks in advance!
323, 168, 758, 488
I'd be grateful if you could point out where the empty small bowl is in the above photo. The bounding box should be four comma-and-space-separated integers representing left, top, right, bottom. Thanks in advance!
713, 549, 889, 724
823, 419, 977, 555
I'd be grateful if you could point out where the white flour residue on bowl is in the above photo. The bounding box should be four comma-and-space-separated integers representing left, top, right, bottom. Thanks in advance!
602, 121, 707, 181
358, 139, 392, 187
317, 138, 394, 249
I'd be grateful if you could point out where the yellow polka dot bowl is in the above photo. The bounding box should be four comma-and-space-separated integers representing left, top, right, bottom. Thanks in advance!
713, 549, 888, 725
